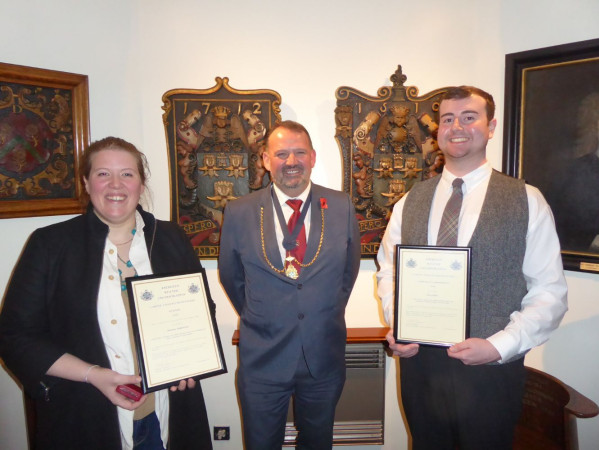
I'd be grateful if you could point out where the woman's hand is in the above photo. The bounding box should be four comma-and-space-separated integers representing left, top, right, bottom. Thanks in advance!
170, 378, 196, 392
86, 366, 147, 410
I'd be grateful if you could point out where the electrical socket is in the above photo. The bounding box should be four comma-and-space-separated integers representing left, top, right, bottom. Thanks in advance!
213, 426, 230, 440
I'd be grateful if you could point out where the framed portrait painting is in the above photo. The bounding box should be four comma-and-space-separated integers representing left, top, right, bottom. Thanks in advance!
0, 62, 90, 218
503, 38, 599, 273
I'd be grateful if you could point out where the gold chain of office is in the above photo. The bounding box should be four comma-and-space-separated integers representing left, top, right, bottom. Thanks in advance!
260, 205, 325, 275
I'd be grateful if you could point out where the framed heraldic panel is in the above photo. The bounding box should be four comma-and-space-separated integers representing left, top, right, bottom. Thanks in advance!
162, 77, 282, 259
503, 38, 599, 273
0, 62, 90, 218
335, 65, 448, 257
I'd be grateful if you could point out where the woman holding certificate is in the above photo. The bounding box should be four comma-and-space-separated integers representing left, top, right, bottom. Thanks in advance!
0, 137, 213, 449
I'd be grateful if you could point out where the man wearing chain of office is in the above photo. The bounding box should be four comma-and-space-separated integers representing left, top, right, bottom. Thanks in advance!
219, 120, 360, 449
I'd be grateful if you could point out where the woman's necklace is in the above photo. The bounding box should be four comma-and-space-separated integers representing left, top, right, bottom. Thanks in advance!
116, 228, 138, 291
114, 236, 134, 246
117, 252, 134, 268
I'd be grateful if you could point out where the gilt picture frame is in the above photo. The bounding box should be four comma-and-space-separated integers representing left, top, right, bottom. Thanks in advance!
0, 62, 90, 218
503, 38, 599, 273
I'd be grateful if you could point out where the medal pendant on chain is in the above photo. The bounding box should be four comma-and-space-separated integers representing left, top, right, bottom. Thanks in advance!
284, 256, 299, 279
285, 265, 299, 279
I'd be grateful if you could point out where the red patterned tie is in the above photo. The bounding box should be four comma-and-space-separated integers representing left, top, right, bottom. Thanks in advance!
286, 199, 307, 274
437, 178, 464, 246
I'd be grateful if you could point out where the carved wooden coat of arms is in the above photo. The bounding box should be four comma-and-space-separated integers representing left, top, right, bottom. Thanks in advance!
0, 63, 89, 218
335, 66, 448, 257
162, 77, 281, 258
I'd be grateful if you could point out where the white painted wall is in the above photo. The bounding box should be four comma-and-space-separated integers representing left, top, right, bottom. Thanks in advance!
1, 1, 598, 449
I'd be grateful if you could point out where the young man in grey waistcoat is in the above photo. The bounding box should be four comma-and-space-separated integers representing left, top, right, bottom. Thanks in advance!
376, 86, 568, 450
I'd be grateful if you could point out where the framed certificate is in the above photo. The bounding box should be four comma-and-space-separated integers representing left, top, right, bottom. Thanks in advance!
394, 245, 471, 346
126, 269, 227, 393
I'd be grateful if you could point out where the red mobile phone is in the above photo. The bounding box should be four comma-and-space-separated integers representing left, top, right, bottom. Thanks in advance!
116, 384, 143, 401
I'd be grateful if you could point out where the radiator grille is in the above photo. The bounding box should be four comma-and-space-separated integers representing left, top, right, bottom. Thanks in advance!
345, 345, 385, 369
284, 343, 385, 446
284, 420, 384, 446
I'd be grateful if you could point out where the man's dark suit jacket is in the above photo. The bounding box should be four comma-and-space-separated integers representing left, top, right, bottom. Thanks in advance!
219, 183, 360, 382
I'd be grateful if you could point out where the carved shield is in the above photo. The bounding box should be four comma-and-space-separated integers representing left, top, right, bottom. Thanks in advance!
335, 66, 448, 257
162, 77, 281, 259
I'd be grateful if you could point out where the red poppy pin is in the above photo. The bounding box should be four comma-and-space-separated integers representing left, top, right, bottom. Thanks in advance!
320, 197, 328, 209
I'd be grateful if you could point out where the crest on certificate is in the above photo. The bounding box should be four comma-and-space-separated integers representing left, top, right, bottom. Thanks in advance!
162, 78, 282, 259
335, 66, 448, 257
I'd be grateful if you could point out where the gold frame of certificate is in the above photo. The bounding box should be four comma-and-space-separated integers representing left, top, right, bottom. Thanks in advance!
126, 269, 227, 393
393, 245, 471, 346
